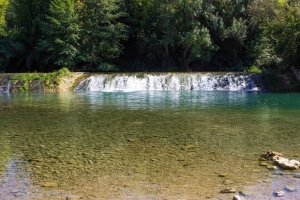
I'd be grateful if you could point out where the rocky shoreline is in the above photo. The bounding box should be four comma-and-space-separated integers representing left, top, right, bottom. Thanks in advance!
218, 151, 300, 200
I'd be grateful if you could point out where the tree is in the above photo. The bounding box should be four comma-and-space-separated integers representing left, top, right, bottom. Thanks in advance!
37, 0, 79, 70
124, 0, 215, 71
199, 0, 253, 70
174, 0, 214, 70
2, 0, 52, 72
0, 0, 9, 35
79, 0, 127, 71
250, 0, 300, 71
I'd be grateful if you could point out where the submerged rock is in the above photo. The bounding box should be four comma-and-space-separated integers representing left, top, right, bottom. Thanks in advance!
293, 174, 300, 178
218, 173, 227, 177
263, 151, 283, 160
41, 182, 58, 187
273, 190, 285, 197
233, 195, 244, 200
238, 191, 252, 196
284, 186, 296, 192
66, 195, 82, 200
220, 188, 237, 193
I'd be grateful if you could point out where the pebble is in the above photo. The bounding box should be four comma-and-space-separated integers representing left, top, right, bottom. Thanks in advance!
218, 173, 227, 177
41, 182, 58, 187
88, 160, 94, 164
284, 186, 296, 192
220, 188, 237, 193
127, 138, 138, 142
238, 191, 252, 196
293, 174, 300, 178
273, 171, 284, 176
233, 195, 244, 200
259, 157, 267, 161
66, 195, 82, 200
266, 165, 276, 170
273, 190, 285, 197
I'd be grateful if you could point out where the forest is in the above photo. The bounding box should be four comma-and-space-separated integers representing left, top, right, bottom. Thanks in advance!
0, 0, 299, 73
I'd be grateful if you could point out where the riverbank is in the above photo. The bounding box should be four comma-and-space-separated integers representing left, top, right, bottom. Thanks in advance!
0, 70, 87, 93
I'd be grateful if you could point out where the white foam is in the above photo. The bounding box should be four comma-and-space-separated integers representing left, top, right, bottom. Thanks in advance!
75, 73, 260, 92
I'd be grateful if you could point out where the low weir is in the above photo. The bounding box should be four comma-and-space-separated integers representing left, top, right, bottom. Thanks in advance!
75, 73, 261, 92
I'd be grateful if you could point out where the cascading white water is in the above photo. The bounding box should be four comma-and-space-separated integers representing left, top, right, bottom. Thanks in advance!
75, 73, 261, 92
0, 81, 11, 94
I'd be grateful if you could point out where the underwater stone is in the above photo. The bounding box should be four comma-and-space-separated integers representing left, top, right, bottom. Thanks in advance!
273, 190, 285, 197
218, 173, 227, 177
41, 182, 58, 187
233, 195, 244, 200
220, 188, 237, 193
66, 195, 82, 200
238, 191, 252, 196
266, 165, 276, 170
127, 138, 138, 142
293, 174, 300, 178
284, 186, 296, 192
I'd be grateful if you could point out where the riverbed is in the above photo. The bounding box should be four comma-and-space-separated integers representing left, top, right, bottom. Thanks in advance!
0, 91, 300, 199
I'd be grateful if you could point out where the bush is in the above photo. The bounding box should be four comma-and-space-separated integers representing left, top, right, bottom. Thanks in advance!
244, 65, 262, 73
12, 67, 71, 91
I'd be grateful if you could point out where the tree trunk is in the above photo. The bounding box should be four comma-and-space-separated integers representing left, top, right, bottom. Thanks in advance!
182, 46, 191, 71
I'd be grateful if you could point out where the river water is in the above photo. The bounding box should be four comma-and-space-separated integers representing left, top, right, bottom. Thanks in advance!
0, 91, 300, 199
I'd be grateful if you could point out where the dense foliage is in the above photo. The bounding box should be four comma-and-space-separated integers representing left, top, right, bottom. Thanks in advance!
0, 0, 299, 75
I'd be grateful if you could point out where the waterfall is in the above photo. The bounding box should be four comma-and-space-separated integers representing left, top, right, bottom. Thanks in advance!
75, 73, 261, 92
0, 81, 12, 94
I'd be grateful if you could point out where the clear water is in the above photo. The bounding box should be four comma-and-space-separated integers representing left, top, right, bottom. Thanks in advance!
0, 91, 300, 199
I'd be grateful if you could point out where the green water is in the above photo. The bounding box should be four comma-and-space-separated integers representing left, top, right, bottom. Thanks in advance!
0, 91, 300, 199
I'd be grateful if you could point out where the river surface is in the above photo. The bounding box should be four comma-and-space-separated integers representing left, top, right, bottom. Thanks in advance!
0, 91, 300, 199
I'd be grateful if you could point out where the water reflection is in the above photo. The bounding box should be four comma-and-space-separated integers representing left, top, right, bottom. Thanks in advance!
75, 91, 300, 111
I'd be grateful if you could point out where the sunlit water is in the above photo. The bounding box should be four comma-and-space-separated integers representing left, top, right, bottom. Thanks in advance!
0, 91, 300, 199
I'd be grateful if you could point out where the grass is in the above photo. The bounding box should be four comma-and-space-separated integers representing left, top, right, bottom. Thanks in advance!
244, 65, 262, 74
12, 68, 71, 92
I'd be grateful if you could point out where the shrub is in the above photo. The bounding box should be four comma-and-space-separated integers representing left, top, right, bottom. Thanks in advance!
12, 67, 71, 91
244, 65, 262, 73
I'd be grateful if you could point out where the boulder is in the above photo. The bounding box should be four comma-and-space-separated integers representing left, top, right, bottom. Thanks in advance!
262, 151, 283, 161
262, 151, 300, 170
274, 158, 300, 170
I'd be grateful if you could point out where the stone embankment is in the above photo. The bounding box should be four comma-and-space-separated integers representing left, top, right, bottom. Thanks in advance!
0, 73, 86, 93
